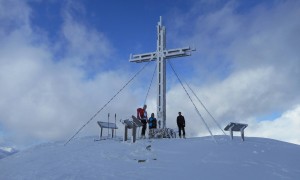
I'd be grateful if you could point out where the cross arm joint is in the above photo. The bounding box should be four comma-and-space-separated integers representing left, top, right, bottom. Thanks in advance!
129, 52, 157, 63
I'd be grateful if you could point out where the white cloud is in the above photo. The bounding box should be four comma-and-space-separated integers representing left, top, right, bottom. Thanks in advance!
248, 105, 300, 145
61, 4, 114, 69
0, 0, 139, 148
0, 0, 31, 35
165, 1, 300, 144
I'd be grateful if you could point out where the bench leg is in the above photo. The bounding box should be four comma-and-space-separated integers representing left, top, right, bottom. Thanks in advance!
132, 125, 136, 143
241, 130, 245, 141
124, 126, 128, 141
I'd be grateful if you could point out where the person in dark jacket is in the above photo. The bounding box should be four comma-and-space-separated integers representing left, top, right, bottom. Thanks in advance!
177, 112, 186, 138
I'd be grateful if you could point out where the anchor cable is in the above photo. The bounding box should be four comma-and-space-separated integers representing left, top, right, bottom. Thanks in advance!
64, 61, 151, 145
144, 64, 157, 105
185, 82, 227, 136
168, 61, 216, 142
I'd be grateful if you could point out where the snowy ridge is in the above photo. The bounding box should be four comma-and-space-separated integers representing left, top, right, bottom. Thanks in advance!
0, 136, 299, 180
0, 146, 18, 159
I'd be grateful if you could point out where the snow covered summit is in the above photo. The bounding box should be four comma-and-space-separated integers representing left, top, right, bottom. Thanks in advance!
0, 136, 299, 180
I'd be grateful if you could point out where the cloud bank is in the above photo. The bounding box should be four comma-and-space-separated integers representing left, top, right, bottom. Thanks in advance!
0, 0, 142, 147
0, 0, 299, 147
165, 0, 300, 144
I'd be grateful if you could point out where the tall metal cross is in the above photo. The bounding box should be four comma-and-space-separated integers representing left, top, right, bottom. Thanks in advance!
129, 16, 195, 128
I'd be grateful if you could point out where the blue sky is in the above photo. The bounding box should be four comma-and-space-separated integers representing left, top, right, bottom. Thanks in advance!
0, 0, 300, 148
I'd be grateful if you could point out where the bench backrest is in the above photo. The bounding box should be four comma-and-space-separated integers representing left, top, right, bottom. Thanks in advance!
123, 119, 134, 129
224, 122, 248, 132
131, 115, 144, 127
97, 121, 118, 129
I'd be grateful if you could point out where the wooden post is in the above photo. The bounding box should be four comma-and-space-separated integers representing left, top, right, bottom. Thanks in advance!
100, 127, 103, 140
124, 126, 128, 141
132, 125, 137, 143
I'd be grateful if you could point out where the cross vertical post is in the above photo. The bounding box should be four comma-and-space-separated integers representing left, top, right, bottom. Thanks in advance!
129, 16, 195, 129
156, 16, 167, 128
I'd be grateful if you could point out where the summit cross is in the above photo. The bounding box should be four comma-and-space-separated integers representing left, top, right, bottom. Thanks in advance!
129, 16, 195, 129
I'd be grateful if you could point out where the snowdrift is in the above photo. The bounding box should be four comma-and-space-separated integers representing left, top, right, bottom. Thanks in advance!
0, 136, 299, 180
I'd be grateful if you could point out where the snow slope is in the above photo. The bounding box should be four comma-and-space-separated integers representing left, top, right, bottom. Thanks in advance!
0, 146, 18, 159
0, 136, 299, 180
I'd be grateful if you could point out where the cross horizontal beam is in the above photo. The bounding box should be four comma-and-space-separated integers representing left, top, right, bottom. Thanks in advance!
129, 16, 195, 129
129, 46, 195, 63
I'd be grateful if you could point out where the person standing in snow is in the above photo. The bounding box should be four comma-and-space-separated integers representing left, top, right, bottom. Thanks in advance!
148, 113, 157, 138
177, 112, 186, 138
137, 104, 148, 138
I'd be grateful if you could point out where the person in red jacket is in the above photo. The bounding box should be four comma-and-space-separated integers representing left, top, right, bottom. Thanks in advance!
137, 105, 148, 138
177, 112, 186, 138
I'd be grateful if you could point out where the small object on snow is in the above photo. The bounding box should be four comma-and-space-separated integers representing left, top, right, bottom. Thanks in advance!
138, 159, 146, 163
146, 145, 151, 151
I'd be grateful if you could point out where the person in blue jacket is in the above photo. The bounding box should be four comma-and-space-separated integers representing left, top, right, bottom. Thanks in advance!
148, 113, 157, 138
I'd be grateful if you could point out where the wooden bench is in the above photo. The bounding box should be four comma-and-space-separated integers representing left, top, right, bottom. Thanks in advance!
95, 121, 118, 140
224, 122, 248, 141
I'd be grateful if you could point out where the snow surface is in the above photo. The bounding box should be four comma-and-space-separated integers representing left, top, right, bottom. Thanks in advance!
0, 146, 18, 159
0, 136, 300, 180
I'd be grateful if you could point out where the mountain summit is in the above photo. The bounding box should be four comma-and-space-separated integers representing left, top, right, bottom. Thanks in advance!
0, 136, 299, 180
